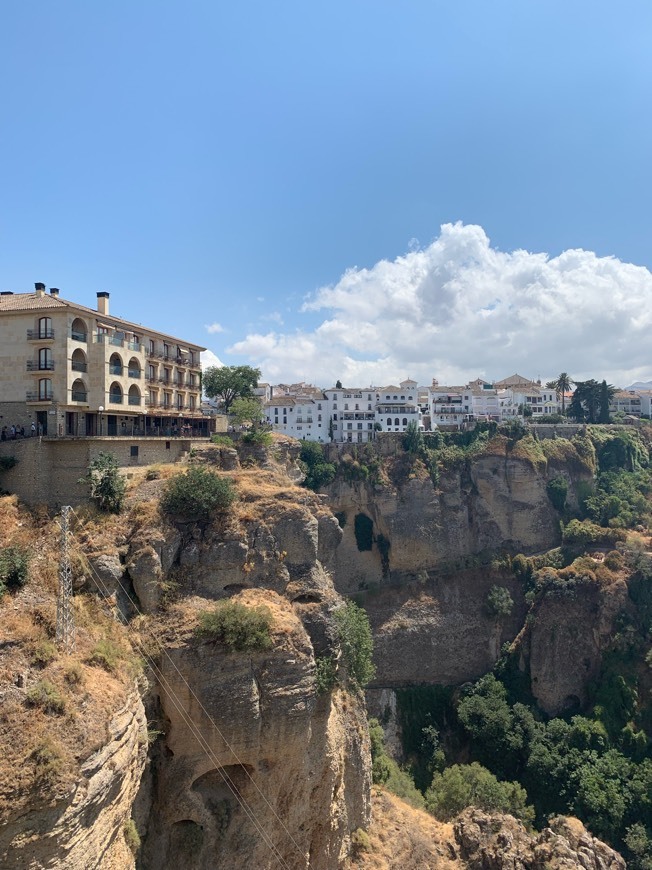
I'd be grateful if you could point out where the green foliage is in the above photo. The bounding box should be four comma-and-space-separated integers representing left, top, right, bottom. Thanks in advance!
368, 718, 425, 808
486, 585, 514, 618
31, 736, 66, 784
210, 434, 235, 447
88, 638, 125, 672
81, 452, 126, 513
403, 420, 424, 455
195, 600, 273, 652
202, 364, 261, 412
240, 429, 273, 446
546, 476, 568, 512
30, 639, 58, 667
26, 679, 66, 714
299, 441, 336, 491
350, 828, 371, 853
334, 601, 376, 687
425, 762, 534, 824
161, 466, 236, 520
315, 655, 338, 694
562, 518, 625, 549
230, 396, 264, 427
123, 819, 141, 857
353, 513, 374, 552
0, 545, 29, 596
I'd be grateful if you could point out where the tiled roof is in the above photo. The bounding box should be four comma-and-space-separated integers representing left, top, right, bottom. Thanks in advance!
0, 292, 206, 350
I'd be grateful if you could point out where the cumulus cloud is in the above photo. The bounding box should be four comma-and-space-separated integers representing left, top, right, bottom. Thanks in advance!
227, 223, 652, 388
200, 349, 223, 369
205, 322, 225, 334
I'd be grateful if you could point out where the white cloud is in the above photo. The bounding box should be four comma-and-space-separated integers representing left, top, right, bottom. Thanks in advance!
260, 311, 284, 326
205, 322, 225, 334
227, 222, 652, 388
200, 349, 223, 369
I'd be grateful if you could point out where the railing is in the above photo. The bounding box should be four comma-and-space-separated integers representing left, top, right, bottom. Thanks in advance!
127, 341, 143, 352
71, 361, 88, 372
109, 365, 123, 375
26, 391, 53, 401
26, 360, 55, 371
127, 370, 141, 378
70, 330, 87, 342
128, 395, 142, 406
27, 329, 55, 340
109, 394, 123, 404
71, 391, 88, 402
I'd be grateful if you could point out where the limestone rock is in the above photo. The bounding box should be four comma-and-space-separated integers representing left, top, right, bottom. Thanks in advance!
128, 545, 163, 613
271, 508, 319, 566
88, 553, 124, 598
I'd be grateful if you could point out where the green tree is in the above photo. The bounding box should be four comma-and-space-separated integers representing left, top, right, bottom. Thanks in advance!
403, 420, 424, 454
161, 466, 236, 519
335, 380, 343, 389
195, 600, 272, 651
486, 585, 514, 618
299, 441, 336, 490
334, 601, 376, 687
203, 365, 261, 413
81, 452, 126, 513
230, 396, 265, 428
569, 379, 615, 424
425, 763, 534, 824
0, 545, 30, 597
599, 380, 614, 423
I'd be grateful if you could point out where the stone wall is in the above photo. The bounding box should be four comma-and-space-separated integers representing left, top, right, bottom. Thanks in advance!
0, 436, 195, 507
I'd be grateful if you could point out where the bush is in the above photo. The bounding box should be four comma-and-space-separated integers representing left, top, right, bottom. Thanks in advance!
26, 679, 66, 715
210, 434, 234, 447
350, 828, 371, 853
334, 601, 376, 687
240, 429, 272, 446
195, 600, 273, 652
403, 421, 424, 455
300, 441, 336, 491
30, 639, 58, 667
315, 655, 338, 694
425, 762, 534, 824
123, 819, 141, 857
546, 476, 568, 512
88, 638, 125, 672
80, 452, 126, 513
369, 718, 425, 809
0, 545, 29, 595
486, 585, 514, 618
161, 466, 236, 520
31, 736, 66, 784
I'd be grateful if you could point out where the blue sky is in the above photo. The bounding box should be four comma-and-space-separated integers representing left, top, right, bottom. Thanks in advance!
2, 1, 652, 387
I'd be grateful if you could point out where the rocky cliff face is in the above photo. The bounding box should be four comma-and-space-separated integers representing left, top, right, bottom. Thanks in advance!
0, 688, 147, 870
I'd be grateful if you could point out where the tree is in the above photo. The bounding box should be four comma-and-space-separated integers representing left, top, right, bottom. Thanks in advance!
547, 373, 574, 415
334, 601, 376, 687
161, 466, 236, 519
203, 365, 261, 413
425, 763, 534, 824
230, 397, 264, 428
335, 380, 342, 389
81, 452, 126, 513
599, 380, 614, 423
403, 420, 424, 454
569, 380, 615, 423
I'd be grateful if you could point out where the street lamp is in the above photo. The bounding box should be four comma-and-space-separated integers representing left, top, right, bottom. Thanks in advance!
98, 406, 104, 436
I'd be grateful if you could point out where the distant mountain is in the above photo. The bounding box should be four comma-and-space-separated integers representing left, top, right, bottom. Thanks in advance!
627, 381, 652, 391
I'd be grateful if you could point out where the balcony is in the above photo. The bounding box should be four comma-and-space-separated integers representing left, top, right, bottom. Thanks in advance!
71, 391, 88, 402
26, 360, 55, 371
109, 365, 123, 375
26, 391, 53, 402
109, 393, 123, 404
70, 329, 87, 342
27, 329, 55, 340
128, 395, 142, 406
71, 361, 88, 372
127, 341, 143, 352
127, 369, 141, 379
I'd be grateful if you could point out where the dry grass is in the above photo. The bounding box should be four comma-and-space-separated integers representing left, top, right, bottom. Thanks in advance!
346, 787, 462, 869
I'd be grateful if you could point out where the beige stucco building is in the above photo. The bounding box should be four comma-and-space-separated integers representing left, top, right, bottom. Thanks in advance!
0, 283, 208, 438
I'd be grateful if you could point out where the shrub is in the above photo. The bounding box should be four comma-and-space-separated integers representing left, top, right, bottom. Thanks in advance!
403, 421, 424, 455
63, 662, 84, 686
315, 655, 338, 694
0, 545, 29, 595
195, 601, 273, 652
369, 718, 425, 808
334, 601, 376, 687
88, 638, 124, 672
546, 476, 568, 512
350, 828, 371, 853
240, 429, 272, 446
145, 467, 161, 480
425, 762, 534, 824
161, 466, 236, 520
486, 585, 514, 618
300, 441, 336, 491
26, 679, 66, 715
123, 819, 141, 857
31, 736, 66, 784
210, 434, 234, 447
30, 639, 58, 667
80, 452, 126, 513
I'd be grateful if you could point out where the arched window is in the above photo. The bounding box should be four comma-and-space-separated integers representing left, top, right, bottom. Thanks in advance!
71, 317, 87, 342
127, 357, 141, 378
38, 378, 52, 400
71, 348, 87, 372
394, 418, 400, 426
109, 382, 123, 404
109, 353, 123, 376
38, 317, 52, 339
38, 347, 52, 370
402, 418, 408, 426
386, 417, 391, 426
71, 379, 87, 402
128, 384, 141, 406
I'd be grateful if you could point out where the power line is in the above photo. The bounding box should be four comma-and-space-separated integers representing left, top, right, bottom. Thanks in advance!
68, 507, 307, 868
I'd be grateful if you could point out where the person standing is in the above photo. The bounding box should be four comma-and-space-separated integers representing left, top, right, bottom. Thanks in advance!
31, 422, 36, 436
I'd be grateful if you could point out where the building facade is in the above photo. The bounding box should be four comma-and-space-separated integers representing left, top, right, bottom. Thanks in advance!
0, 284, 207, 437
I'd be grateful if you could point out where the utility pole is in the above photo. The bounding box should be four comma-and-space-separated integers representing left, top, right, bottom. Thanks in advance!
56, 505, 75, 652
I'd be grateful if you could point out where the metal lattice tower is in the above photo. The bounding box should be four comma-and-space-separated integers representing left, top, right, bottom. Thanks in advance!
56, 505, 75, 652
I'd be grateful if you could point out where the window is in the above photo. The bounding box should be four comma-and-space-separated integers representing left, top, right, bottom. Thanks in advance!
394, 418, 399, 426
357, 423, 363, 429
38, 378, 52, 400
130, 446, 139, 458
387, 417, 391, 425
38, 347, 52, 370
347, 423, 352, 430
149, 339, 155, 355
333, 403, 337, 410
403, 418, 408, 426
344, 404, 349, 410
38, 317, 52, 339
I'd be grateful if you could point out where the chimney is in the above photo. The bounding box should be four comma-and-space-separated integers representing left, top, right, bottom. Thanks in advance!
50, 288, 60, 298
97, 291, 110, 316
34, 282, 45, 298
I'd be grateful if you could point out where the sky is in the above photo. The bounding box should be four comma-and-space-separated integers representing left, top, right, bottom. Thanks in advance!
2, 1, 652, 388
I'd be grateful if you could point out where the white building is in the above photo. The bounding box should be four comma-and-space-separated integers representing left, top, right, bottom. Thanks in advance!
375, 379, 423, 434
264, 394, 329, 441
324, 386, 377, 443
429, 380, 473, 428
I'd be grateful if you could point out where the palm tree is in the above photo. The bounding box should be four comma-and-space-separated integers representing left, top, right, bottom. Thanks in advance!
548, 372, 573, 415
